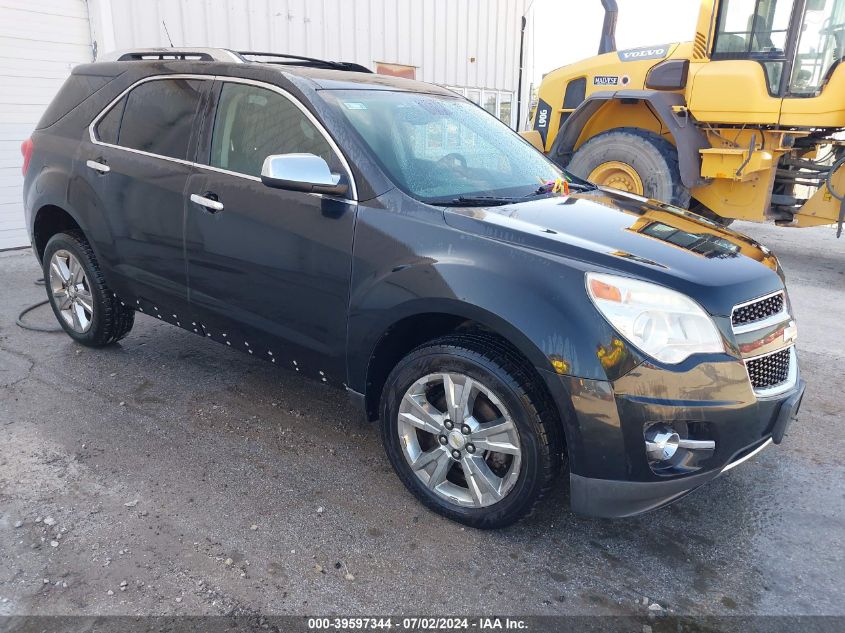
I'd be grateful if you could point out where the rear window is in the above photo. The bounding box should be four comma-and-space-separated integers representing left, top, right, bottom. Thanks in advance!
94, 96, 126, 145
101, 78, 204, 160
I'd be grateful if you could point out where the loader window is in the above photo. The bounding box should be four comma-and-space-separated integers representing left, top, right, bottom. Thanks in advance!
789, 0, 845, 95
712, 0, 793, 57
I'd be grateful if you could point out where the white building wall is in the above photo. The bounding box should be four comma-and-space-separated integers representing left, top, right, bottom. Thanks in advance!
0, 0, 92, 250
90, 0, 534, 127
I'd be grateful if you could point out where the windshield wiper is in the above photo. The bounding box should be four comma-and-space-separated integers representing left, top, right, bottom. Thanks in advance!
431, 196, 524, 207
526, 181, 598, 197
432, 182, 600, 207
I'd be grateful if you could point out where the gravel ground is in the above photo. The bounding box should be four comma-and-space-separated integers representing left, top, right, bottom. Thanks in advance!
0, 221, 843, 619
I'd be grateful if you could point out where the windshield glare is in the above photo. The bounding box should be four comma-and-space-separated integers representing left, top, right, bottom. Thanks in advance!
323, 90, 562, 203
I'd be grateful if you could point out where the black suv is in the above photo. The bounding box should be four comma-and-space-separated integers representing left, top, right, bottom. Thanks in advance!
23, 48, 804, 528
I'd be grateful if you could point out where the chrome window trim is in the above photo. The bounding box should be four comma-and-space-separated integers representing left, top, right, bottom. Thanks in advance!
196, 162, 261, 183
88, 74, 359, 203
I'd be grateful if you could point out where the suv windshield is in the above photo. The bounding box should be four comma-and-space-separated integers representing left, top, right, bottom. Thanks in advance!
322, 90, 562, 203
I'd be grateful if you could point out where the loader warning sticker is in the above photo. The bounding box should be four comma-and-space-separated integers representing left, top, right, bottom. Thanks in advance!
593, 75, 619, 86
618, 44, 671, 62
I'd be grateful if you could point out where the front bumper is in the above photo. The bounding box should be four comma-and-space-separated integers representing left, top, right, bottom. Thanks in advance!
540, 358, 805, 518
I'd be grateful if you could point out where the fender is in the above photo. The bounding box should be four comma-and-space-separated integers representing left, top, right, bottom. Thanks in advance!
346, 201, 644, 396
349, 293, 557, 391
549, 89, 709, 190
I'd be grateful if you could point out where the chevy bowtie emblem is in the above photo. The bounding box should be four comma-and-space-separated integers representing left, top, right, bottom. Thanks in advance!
783, 321, 798, 345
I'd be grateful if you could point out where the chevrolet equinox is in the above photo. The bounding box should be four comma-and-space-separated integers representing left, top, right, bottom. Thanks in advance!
22, 48, 805, 528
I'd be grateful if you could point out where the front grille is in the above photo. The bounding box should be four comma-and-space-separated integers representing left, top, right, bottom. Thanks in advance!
746, 348, 792, 390
732, 292, 784, 326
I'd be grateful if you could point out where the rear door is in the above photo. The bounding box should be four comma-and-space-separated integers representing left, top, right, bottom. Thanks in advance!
81, 75, 211, 307
183, 79, 358, 384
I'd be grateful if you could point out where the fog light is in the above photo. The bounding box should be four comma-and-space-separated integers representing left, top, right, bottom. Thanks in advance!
645, 425, 680, 462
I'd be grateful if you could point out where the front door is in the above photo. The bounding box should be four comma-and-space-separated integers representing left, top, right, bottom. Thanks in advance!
183, 79, 357, 384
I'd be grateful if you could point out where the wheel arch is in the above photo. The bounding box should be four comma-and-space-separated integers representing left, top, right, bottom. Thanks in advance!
356, 300, 564, 426
32, 204, 86, 262
549, 90, 709, 190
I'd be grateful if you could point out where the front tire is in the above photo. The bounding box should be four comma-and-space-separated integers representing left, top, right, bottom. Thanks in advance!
43, 231, 134, 347
568, 127, 691, 208
380, 335, 560, 529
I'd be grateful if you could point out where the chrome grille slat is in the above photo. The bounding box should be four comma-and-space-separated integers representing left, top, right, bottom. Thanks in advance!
730, 290, 797, 397
745, 348, 791, 390
732, 292, 784, 326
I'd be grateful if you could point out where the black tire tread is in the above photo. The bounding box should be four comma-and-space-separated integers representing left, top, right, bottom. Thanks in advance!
46, 231, 135, 346
569, 127, 691, 208
381, 330, 563, 528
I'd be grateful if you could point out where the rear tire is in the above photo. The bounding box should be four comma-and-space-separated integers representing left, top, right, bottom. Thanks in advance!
380, 334, 560, 529
43, 231, 134, 347
568, 127, 691, 208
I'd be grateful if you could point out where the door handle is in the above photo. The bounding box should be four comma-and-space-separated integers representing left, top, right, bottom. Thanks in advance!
190, 193, 224, 213
86, 159, 110, 174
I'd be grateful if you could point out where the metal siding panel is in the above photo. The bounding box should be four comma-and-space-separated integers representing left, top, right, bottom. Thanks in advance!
454, 0, 468, 87
444, 0, 457, 86
479, 0, 491, 88
396, 0, 411, 67
101, 0, 526, 90
422, 0, 435, 83
411, 0, 424, 70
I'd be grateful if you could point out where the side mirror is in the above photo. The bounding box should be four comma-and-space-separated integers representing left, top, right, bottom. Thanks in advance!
260, 153, 349, 197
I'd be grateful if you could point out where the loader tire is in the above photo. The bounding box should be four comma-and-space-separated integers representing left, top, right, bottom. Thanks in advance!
567, 127, 691, 208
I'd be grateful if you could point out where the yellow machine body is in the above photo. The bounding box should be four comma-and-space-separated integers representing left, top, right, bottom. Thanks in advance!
527, 0, 845, 230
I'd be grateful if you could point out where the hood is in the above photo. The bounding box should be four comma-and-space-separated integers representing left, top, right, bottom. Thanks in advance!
442, 189, 783, 317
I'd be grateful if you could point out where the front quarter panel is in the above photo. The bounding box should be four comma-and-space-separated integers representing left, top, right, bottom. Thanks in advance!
345, 190, 644, 394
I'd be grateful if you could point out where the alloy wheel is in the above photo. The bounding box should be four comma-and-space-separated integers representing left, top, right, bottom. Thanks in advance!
48, 249, 94, 333
397, 372, 522, 508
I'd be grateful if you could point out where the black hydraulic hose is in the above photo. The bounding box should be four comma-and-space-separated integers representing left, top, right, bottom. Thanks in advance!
16, 278, 62, 333
824, 156, 845, 238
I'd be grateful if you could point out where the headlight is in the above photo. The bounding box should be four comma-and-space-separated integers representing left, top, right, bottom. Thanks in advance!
586, 272, 724, 364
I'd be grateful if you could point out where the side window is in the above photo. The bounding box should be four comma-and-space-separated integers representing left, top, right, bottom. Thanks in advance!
209, 83, 339, 178
713, 0, 793, 57
94, 96, 126, 144
116, 79, 204, 160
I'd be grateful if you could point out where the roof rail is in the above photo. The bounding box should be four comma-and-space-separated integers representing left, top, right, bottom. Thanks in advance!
98, 48, 372, 73
237, 51, 372, 73
99, 48, 244, 63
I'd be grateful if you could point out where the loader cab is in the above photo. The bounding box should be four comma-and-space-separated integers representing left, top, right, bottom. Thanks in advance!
705, 0, 845, 97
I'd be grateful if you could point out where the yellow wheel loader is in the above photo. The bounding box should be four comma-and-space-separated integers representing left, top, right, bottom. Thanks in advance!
524, 0, 845, 234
